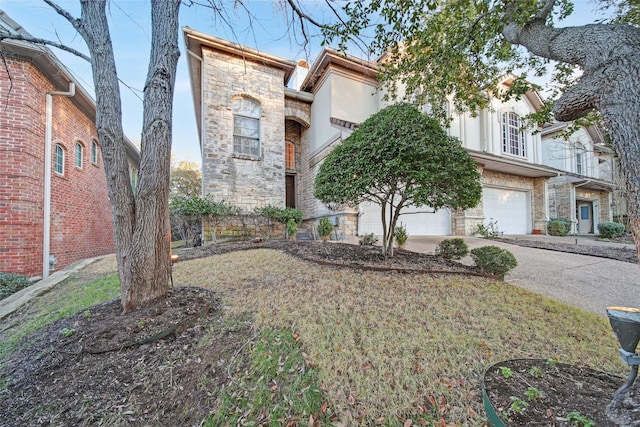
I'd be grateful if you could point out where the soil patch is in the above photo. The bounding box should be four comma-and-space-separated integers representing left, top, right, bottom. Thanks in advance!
484, 359, 622, 426
1, 287, 252, 426
177, 239, 481, 274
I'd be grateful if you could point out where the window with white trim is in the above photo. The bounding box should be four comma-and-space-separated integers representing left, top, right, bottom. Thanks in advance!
75, 142, 83, 169
91, 140, 98, 164
232, 97, 261, 157
55, 144, 65, 175
575, 143, 585, 175
501, 112, 526, 157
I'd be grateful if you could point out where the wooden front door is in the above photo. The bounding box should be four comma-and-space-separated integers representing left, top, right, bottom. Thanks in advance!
286, 175, 295, 208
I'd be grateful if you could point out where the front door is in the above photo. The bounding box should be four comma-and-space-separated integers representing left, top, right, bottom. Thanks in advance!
286, 175, 295, 208
577, 202, 593, 234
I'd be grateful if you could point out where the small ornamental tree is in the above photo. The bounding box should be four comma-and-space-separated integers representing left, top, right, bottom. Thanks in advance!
314, 103, 482, 257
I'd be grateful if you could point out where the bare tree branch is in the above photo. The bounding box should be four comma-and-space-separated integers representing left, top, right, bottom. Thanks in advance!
0, 51, 14, 112
535, 0, 557, 21
43, 0, 83, 33
0, 32, 90, 61
285, 0, 324, 28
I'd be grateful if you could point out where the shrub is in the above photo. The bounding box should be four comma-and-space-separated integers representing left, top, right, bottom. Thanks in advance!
286, 218, 298, 239
598, 221, 625, 238
394, 224, 408, 248
437, 238, 469, 260
470, 246, 518, 278
359, 233, 378, 246
0, 273, 32, 301
317, 217, 333, 241
547, 218, 571, 236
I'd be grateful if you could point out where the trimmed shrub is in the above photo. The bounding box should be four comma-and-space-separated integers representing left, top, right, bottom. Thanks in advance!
598, 221, 625, 239
547, 218, 571, 236
470, 246, 518, 278
395, 225, 408, 248
0, 273, 32, 301
317, 217, 333, 241
286, 218, 298, 239
359, 233, 378, 246
437, 238, 469, 260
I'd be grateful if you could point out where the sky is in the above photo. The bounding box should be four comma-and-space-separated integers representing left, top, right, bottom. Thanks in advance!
0, 0, 606, 166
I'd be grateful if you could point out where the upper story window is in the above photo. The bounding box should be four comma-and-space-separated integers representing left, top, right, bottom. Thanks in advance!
232, 96, 261, 157
501, 112, 526, 157
55, 144, 65, 175
575, 143, 585, 175
285, 141, 296, 170
91, 140, 99, 164
75, 142, 83, 169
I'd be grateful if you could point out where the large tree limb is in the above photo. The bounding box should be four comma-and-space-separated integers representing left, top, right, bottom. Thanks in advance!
0, 32, 90, 61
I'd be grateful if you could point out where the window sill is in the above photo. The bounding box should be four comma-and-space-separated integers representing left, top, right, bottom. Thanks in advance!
233, 153, 262, 161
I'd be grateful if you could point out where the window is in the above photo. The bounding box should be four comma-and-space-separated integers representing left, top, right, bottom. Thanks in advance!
575, 143, 585, 175
501, 112, 526, 157
55, 144, 65, 175
75, 142, 83, 169
91, 140, 98, 164
233, 97, 260, 157
285, 141, 296, 169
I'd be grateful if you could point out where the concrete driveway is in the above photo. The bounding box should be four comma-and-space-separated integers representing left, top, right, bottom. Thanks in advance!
402, 235, 640, 317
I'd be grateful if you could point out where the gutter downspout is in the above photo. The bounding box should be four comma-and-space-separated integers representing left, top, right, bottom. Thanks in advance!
43, 82, 75, 278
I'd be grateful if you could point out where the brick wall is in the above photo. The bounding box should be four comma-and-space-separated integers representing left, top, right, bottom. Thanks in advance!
0, 56, 114, 278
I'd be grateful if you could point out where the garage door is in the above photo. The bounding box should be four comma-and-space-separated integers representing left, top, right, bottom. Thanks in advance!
482, 187, 529, 234
358, 201, 450, 236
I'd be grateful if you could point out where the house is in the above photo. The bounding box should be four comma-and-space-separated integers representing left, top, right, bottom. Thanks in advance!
541, 122, 616, 234
0, 11, 139, 279
183, 27, 616, 238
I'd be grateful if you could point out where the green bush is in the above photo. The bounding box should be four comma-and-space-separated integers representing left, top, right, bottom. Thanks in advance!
286, 218, 298, 239
470, 246, 518, 278
598, 221, 625, 239
547, 218, 572, 236
437, 238, 469, 260
256, 205, 303, 225
317, 217, 333, 240
394, 224, 408, 248
0, 273, 32, 300
359, 233, 378, 246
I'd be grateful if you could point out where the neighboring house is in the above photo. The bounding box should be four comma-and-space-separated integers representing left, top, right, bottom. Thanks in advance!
0, 11, 139, 279
183, 27, 616, 238
541, 123, 616, 234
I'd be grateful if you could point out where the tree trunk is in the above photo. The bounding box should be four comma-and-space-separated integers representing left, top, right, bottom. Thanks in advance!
76, 0, 180, 312
503, 18, 640, 267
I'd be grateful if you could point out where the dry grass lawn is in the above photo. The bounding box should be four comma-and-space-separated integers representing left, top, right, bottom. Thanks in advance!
173, 249, 623, 425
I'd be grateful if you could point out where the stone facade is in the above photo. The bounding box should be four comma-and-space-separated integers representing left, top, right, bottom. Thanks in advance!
201, 49, 287, 211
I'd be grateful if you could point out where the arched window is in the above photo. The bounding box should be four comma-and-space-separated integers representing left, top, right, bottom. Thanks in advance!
91, 140, 99, 164
232, 96, 261, 157
501, 112, 526, 157
55, 144, 65, 175
75, 142, 83, 169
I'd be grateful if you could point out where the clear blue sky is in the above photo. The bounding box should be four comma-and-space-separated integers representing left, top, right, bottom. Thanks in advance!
0, 0, 604, 166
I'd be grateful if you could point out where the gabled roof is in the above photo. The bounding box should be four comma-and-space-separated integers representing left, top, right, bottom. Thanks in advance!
300, 48, 378, 93
0, 10, 140, 164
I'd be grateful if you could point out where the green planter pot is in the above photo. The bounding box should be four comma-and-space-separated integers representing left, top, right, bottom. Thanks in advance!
482, 378, 506, 427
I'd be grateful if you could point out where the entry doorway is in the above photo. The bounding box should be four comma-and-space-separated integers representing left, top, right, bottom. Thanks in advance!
286, 175, 296, 208
576, 201, 593, 234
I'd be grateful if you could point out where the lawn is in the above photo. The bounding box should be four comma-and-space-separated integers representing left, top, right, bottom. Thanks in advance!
0, 248, 623, 425
172, 249, 622, 425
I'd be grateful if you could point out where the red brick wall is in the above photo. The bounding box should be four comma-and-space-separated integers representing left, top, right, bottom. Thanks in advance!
0, 56, 115, 278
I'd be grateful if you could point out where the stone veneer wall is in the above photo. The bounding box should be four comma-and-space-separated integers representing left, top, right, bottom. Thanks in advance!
201, 49, 287, 211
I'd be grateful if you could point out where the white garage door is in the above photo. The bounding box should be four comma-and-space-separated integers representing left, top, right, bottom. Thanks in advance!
482, 187, 530, 234
358, 201, 450, 236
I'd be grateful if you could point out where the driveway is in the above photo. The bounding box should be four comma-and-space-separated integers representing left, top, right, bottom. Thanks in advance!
402, 235, 640, 317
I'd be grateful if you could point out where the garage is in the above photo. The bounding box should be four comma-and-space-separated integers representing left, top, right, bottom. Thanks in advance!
482, 187, 530, 234
358, 201, 450, 236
